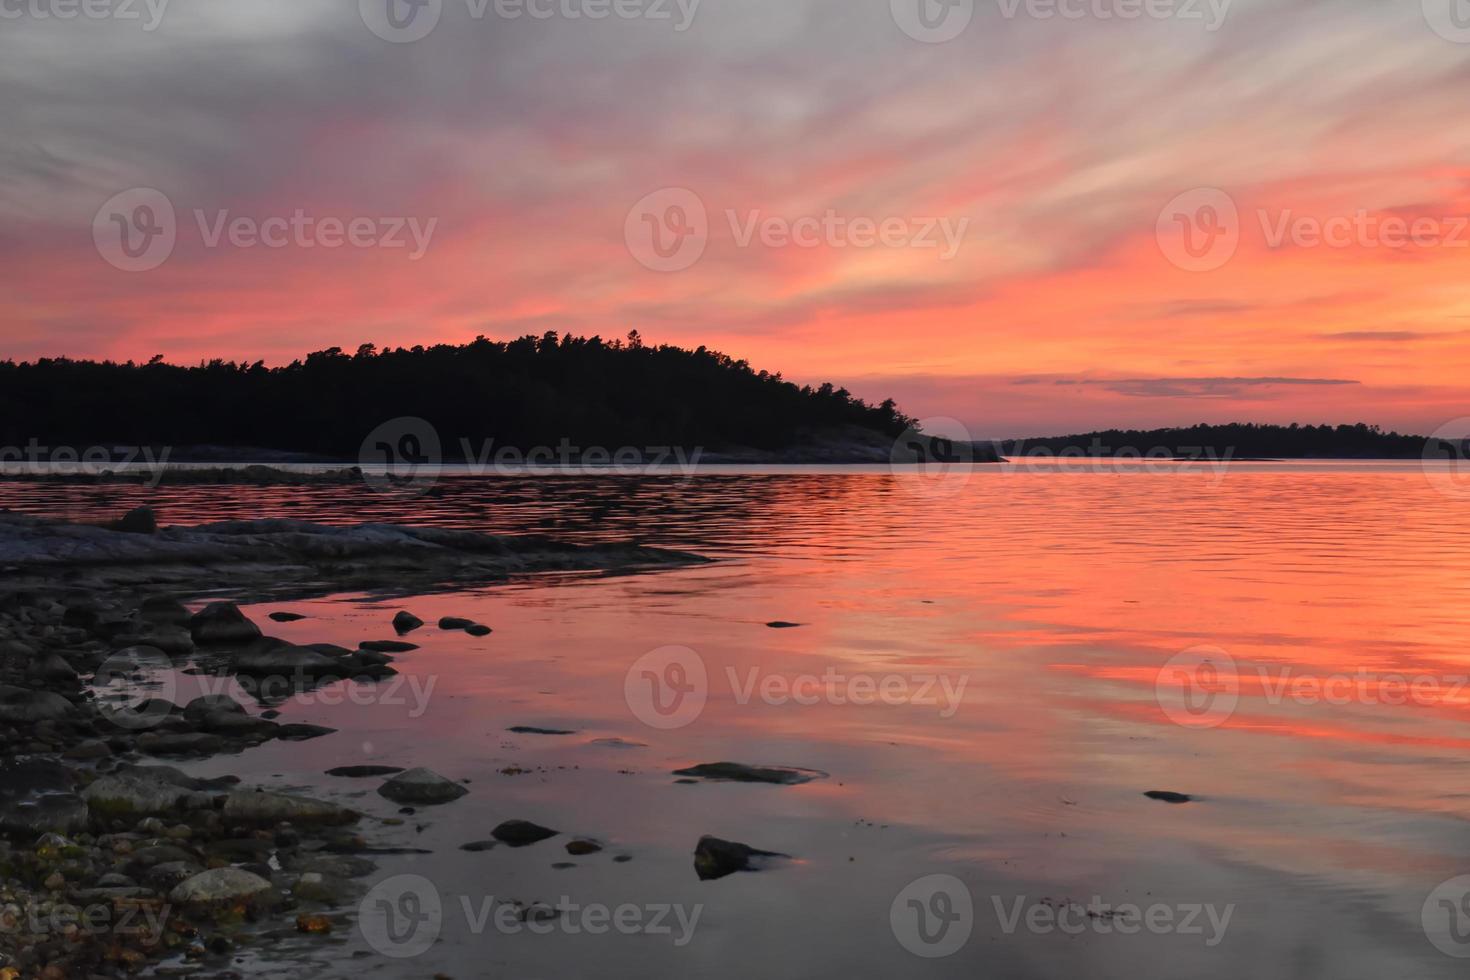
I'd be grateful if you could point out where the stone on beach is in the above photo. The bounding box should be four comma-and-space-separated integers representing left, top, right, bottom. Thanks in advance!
169, 868, 275, 911
672, 762, 827, 785
491, 820, 559, 847
222, 790, 359, 825
392, 611, 424, 633
1143, 790, 1193, 804
693, 835, 789, 881
377, 768, 469, 805
189, 602, 262, 645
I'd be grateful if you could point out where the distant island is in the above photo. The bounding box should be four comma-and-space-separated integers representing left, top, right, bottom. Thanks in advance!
1001, 423, 1450, 460
0, 333, 915, 463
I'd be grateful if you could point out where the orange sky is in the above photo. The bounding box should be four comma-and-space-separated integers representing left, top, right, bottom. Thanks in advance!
3, 1, 1469, 436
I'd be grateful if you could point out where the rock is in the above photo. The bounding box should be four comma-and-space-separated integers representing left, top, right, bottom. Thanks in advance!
110, 507, 158, 534
765, 621, 803, 629
377, 768, 469, 805
438, 617, 474, 630
297, 913, 332, 933
589, 737, 647, 748
139, 595, 191, 626
26, 652, 78, 684
693, 835, 788, 881
268, 612, 307, 622
276, 723, 337, 741
508, 726, 576, 735
671, 762, 827, 785
231, 639, 345, 677
169, 867, 275, 911
182, 694, 246, 721
0, 685, 74, 723
286, 854, 377, 878
0, 794, 88, 836
359, 640, 418, 653
136, 731, 226, 756
325, 765, 405, 778
292, 871, 353, 904
189, 602, 262, 645
491, 820, 559, 847
144, 860, 203, 890
62, 738, 111, 760
459, 840, 498, 852
83, 771, 191, 817
1143, 790, 1193, 804
392, 611, 424, 633
112, 625, 194, 656
465, 624, 492, 637
221, 790, 359, 825
565, 839, 602, 855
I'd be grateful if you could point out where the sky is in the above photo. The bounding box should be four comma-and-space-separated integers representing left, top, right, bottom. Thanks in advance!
2, 0, 1469, 438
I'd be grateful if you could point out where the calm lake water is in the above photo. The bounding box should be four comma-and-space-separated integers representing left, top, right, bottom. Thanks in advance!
8, 462, 1470, 978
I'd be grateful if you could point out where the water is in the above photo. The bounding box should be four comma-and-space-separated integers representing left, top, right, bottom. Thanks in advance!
9, 463, 1470, 978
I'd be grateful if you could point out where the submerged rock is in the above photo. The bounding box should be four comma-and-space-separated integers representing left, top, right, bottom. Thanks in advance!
491, 820, 559, 847
438, 617, 475, 630
693, 835, 788, 881
359, 639, 418, 653
326, 765, 404, 778
1143, 790, 1193, 804
672, 762, 827, 785
565, 839, 603, 856
465, 624, 493, 637
377, 768, 469, 805
268, 611, 307, 623
508, 726, 577, 736
765, 621, 803, 629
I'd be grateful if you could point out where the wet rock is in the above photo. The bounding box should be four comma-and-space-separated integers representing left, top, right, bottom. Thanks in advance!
82, 771, 190, 817
222, 790, 359, 826
0, 792, 88, 836
139, 595, 191, 626
145, 860, 204, 890
378, 768, 469, 805
292, 871, 354, 904
671, 762, 827, 785
359, 640, 418, 653
135, 731, 226, 756
392, 611, 423, 634
1144, 790, 1193, 804
589, 737, 647, 749
565, 839, 603, 856
0, 685, 74, 723
231, 639, 345, 677
765, 621, 803, 629
62, 738, 111, 761
437, 617, 474, 630
465, 624, 493, 637
276, 723, 337, 741
169, 867, 275, 911
325, 765, 404, 778
693, 835, 788, 881
508, 726, 576, 736
491, 820, 559, 848
112, 624, 194, 656
459, 840, 498, 852
110, 507, 158, 534
268, 612, 307, 622
26, 652, 78, 684
189, 602, 262, 646
287, 854, 377, 879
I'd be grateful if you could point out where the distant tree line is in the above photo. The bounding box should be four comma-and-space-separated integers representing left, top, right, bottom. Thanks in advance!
1001, 423, 1443, 459
0, 332, 914, 458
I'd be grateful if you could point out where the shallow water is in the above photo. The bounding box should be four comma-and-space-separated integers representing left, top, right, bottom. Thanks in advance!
11, 463, 1470, 978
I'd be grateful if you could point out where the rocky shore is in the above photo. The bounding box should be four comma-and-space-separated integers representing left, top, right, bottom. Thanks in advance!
0, 513, 710, 978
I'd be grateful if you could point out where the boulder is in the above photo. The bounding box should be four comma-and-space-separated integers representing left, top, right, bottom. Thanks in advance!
83, 771, 191, 817
139, 596, 191, 626
377, 768, 469, 805
491, 820, 559, 847
169, 868, 275, 911
221, 790, 359, 826
693, 835, 788, 881
392, 611, 424, 633
189, 602, 262, 645
0, 685, 74, 723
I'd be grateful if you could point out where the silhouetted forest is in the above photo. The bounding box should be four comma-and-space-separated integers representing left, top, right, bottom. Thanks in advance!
0, 333, 913, 458
1002, 423, 1440, 459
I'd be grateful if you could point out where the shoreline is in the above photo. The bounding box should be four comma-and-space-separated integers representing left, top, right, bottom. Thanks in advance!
0, 513, 708, 978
